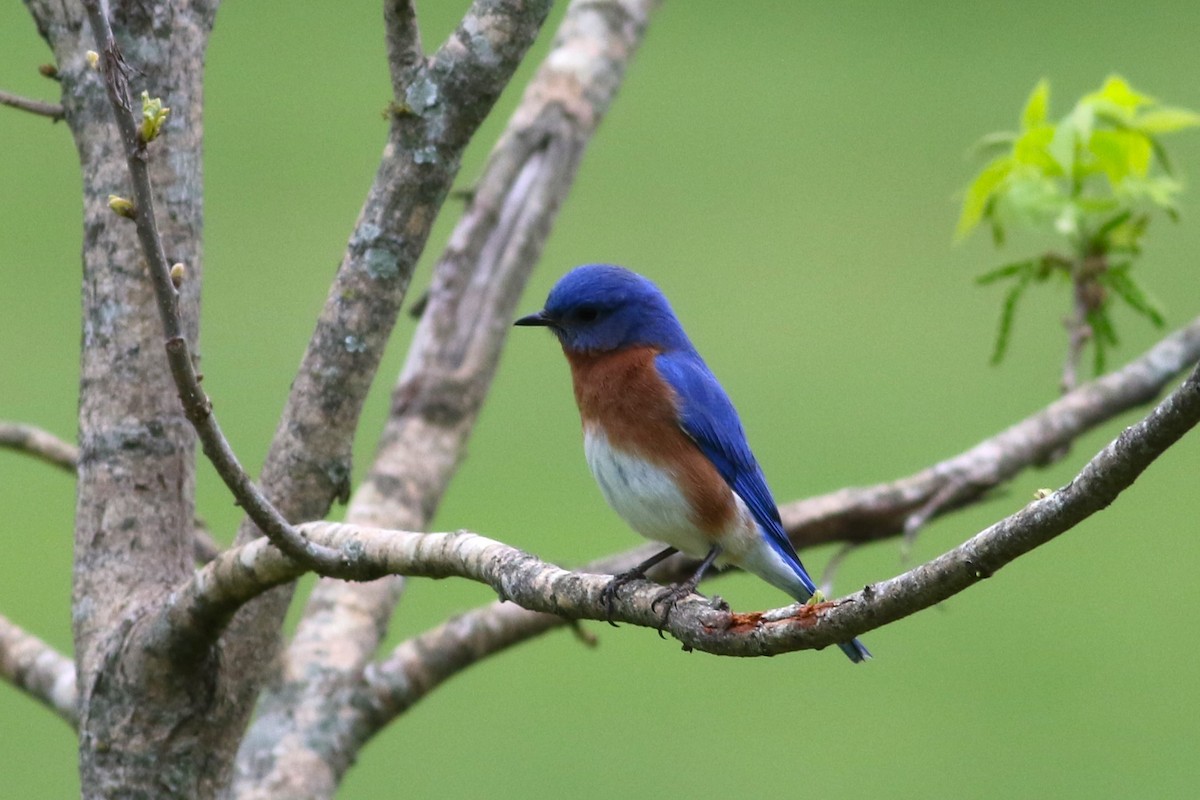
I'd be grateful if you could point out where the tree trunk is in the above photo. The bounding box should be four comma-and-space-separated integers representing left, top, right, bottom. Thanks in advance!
28, 0, 229, 795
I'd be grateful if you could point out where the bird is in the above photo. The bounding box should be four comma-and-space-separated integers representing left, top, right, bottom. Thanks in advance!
515, 264, 870, 663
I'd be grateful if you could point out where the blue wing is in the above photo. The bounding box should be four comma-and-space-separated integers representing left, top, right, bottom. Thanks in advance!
653, 350, 817, 596
655, 350, 872, 663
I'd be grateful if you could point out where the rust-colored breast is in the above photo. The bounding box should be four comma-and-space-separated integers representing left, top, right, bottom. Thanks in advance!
564, 346, 736, 534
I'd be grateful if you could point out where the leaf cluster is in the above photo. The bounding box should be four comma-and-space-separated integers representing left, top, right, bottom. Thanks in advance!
957, 76, 1195, 370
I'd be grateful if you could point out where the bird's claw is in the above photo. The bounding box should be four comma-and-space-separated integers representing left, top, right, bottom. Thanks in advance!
649, 582, 701, 633
601, 569, 645, 626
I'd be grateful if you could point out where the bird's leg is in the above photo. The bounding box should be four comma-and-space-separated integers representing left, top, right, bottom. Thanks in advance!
650, 546, 722, 626
602, 546, 678, 626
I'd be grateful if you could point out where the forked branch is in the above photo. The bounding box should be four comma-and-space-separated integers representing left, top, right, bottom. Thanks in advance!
80, 0, 380, 578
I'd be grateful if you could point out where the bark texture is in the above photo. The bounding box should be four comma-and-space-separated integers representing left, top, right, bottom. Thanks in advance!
25, 0, 221, 795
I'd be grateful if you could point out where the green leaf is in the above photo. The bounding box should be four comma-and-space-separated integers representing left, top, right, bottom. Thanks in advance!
1049, 103, 1094, 178
1013, 124, 1062, 174
1149, 135, 1174, 176
1091, 306, 1119, 346
1104, 265, 1166, 326
976, 259, 1033, 285
139, 91, 170, 143
1086, 75, 1155, 114
1088, 128, 1152, 185
1135, 175, 1184, 215
971, 131, 1017, 160
1093, 209, 1133, 240
956, 156, 1012, 240
1102, 213, 1149, 253
1135, 107, 1200, 134
1022, 79, 1050, 130
1003, 171, 1067, 228
1074, 196, 1121, 215
990, 268, 1033, 364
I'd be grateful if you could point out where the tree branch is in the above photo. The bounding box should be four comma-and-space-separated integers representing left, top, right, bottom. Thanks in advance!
230, 3, 659, 792
353, 315, 1200, 724
81, 0, 368, 578
0, 422, 77, 473
214, 3, 555, 719
384, 0, 421, 101
688, 358, 1200, 655
0, 421, 220, 562
0, 87, 64, 120
777, 313, 1200, 550
186, 317, 1200, 662
0, 614, 76, 727
165, 356, 1200, 664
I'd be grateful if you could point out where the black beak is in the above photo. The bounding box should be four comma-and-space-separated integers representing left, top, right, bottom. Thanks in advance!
514, 310, 553, 327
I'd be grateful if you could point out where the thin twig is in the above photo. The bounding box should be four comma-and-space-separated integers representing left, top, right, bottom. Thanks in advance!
0, 422, 77, 472
0, 421, 223, 563
0, 88, 64, 120
0, 614, 76, 727
383, 0, 421, 102
1062, 270, 1093, 393
80, 0, 375, 579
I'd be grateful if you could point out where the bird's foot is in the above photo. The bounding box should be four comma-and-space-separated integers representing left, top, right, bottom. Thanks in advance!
601, 546, 680, 626
649, 580, 703, 632
601, 568, 648, 626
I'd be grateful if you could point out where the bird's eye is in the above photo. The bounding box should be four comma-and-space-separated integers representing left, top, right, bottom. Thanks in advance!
573, 305, 600, 323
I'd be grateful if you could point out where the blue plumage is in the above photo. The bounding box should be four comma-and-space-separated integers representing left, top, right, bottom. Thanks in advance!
517, 264, 870, 663
654, 350, 819, 598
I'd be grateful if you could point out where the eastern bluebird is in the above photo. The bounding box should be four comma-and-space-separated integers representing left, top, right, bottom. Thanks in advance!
516, 264, 870, 663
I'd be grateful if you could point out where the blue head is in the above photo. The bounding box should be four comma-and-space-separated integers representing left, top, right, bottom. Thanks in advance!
515, 265, 693, 354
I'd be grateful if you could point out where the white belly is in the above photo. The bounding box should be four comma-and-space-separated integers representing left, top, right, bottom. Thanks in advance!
583, 427, 713, 556
583, 426, 812, 601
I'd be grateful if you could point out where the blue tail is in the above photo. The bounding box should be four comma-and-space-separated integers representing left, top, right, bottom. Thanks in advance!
766, 541, 871, 664
838, 638, 871, 663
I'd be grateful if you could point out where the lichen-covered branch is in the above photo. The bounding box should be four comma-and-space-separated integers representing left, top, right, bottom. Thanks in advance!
0, 422, 77, 472
355, 315, 1200, 721
215, 1, 554, 731
167, 358, 1200, 664
232, 3, 659, 794
0, 614, 76, 727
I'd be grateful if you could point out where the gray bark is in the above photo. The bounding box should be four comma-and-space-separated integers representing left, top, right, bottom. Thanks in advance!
25, 0, 220, 795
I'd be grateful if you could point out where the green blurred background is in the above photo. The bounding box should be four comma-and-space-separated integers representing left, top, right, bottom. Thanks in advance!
3, 1, 1198, 797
